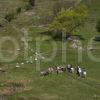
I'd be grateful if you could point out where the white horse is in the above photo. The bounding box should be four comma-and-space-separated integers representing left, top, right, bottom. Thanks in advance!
82, 71, 87, 78
40, 70, 49, 76
77, 68, 82, 77
70, 67, 74, 73
48, 67, 54, 73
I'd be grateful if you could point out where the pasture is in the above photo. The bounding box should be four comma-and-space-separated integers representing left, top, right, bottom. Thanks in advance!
0, 0, 100, 100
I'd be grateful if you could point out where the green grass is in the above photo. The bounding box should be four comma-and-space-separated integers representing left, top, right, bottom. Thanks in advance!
0, 0, 100, 100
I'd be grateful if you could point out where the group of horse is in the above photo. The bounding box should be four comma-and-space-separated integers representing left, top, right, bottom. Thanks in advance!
40, 65, 87, 78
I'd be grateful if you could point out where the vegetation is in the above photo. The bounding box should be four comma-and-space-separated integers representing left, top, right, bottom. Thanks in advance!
49, 6, 88, 37
16, 7, 22, 14
96, 20, 100, 33
29, 0, 35, 7
5, 12, 16, 22
0, 0, 100, 100
26, 0, 35, 10
53, 0, 76, 16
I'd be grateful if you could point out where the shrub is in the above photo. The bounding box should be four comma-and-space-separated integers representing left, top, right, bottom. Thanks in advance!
53, 0, 76, 17
94, 36, 100, 41
25, 4, 32, 10
25, 0, 35, 10
16, 7, 22, 14
29, 0, 35, 7
5, 13, 15, 22
96, 20, 100, 32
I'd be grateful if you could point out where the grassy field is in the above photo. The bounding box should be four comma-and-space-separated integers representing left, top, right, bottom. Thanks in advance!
0, 0, 100, 100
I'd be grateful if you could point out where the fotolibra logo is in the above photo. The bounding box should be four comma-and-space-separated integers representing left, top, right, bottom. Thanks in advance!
0, 36, 19, 62
0, 21, 100, 71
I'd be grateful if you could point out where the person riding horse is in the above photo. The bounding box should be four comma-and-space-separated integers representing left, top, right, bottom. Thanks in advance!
67, 64, 74, 73
76, 66, 87, 78
67, 64, 72, 72
76, 66, 82, 77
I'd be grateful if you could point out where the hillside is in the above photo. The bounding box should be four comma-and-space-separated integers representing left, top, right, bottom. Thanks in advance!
0, 0, 100, 100
0, 0, 81, 26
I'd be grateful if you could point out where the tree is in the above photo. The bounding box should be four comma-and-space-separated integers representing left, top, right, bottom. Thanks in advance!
49, 6, 88, 37
53, 0, 77, 17
96, 20, 100, 33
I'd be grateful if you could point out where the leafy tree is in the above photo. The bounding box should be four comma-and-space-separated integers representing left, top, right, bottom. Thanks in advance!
49, 6, 88, 37
96, 20, 100, 33
53, 0, 76, 17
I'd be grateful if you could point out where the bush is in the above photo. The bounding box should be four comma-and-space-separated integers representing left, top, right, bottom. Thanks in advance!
25, 4, 32, 10
29, 0, 35, 7
16, 7, 22, 14
94, 36, 100, 41
25, 0, 35, 10
0, 24, 2, 27
53, 0, 76, 16
5, 13, 15, 22
96, 21, 100, 32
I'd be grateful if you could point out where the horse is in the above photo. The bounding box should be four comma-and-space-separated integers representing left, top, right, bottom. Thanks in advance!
56, 66, 64, 73
82, 70, 87, 78
76, 66, 82, 77
70, 67, 75, 73
76, 66, 87, 78
66, 64, 74, 73
67, 64, 72, 72
48, 67, 54, 73
40, 70, 49, 76
53, 66, 66, 74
